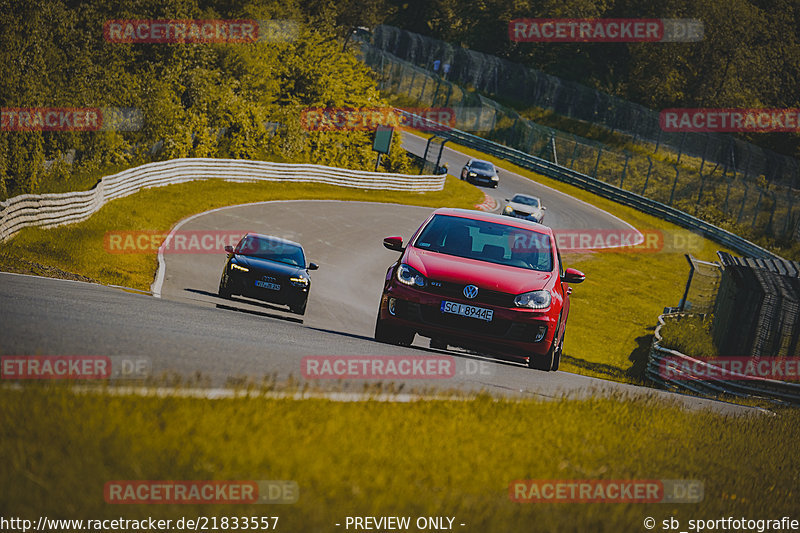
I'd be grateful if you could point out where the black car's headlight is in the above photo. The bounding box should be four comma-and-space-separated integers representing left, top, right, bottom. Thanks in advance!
491, 175, 499, 181
514, 289, 551, 309
289, 276, 309, 287
503, 206, 514, 214
396, 264, 427, 287
230, 263, 249, 272
468, 171, 477, 177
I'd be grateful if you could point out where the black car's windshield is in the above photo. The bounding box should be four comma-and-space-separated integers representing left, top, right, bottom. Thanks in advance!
413, 215, 553, 271
236, 236, 305, 267
511, 195, 539, 207
470, 161, 494, 172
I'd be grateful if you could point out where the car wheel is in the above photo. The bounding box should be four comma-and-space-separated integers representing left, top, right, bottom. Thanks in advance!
290, 299, 307, 315
551, 329, 564, 371
374, 314, 415, 347
218, 277, 231, 299
528, 321, 560, 371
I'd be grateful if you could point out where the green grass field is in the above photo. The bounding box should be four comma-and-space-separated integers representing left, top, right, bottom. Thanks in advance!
1, 385, 797, 532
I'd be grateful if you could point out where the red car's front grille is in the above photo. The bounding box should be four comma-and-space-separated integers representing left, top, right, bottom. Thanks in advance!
423, 280, 516, 308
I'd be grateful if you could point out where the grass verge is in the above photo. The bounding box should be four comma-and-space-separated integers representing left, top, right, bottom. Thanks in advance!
1, 385, 797, 532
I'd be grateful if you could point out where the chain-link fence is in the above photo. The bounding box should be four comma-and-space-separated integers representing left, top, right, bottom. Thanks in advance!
359, 33, 800, 243
369, 25, 800, 189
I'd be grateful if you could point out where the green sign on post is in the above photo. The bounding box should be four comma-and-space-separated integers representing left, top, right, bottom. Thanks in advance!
373, 125, 394, 171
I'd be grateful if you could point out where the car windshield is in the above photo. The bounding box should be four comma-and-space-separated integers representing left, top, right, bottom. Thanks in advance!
470, 161, 494, 172
511, 195, 539, 207
236, 236, 305, 267
413, 214, 553, 271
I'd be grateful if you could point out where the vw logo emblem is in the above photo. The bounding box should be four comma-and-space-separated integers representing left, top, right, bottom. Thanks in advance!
463, 285, 479, 299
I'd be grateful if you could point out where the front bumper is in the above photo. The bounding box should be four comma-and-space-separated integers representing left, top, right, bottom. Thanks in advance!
379, 281, 557, 358
223, 270, 308, 307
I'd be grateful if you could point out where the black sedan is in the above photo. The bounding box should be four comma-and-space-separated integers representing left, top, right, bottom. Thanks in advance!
460, 158, 499, 188
218, 233, 318, 315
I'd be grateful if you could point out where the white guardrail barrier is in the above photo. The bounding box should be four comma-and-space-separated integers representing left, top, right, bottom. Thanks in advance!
0, 158, 446, 242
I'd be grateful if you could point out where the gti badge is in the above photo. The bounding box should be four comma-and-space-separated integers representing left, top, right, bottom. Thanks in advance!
463, 284, 479, 299
263, 276, 276, 282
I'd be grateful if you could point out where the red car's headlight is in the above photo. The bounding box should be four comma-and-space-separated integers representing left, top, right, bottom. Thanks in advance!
396, 264, 427, 287
514, 289, 551, 309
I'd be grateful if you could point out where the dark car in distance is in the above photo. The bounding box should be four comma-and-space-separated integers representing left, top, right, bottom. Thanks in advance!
218, 233, 318, 315
460, 159, 499, 188
375, 208, 585, 371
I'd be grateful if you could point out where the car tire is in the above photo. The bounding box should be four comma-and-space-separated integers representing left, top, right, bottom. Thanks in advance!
528, 320, 560, 371
374, 314, 415, 347
218, 278, 231, 299
551, 329, 564, 371
290, 299, 307, 315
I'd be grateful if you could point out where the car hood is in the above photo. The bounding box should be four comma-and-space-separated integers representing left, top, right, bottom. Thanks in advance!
405, 246, 553, 294
234, 255, 304, 276
508, 202, 542, 215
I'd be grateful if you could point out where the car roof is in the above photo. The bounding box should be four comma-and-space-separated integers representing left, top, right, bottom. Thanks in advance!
511, 193, 541, 201
430, 208, 552, 234
243, 232, 304, 249
469, 159, 493, 165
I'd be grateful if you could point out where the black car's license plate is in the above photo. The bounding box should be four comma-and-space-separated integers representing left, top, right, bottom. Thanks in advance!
255, 280, 280, 291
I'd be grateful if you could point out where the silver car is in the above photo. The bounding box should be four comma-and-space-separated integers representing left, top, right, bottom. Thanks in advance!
502, 194, 546, 223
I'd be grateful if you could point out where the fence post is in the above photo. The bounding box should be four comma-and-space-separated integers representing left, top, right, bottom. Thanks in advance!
569, 135, 579, 168
592, 147, 603, 179
736, 182, 750, 224
620, 154, 629, 189
642, 157, 653, 195
668, 165, 680, 206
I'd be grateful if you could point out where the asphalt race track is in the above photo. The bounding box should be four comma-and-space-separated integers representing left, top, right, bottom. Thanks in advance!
0, 132, 753, 414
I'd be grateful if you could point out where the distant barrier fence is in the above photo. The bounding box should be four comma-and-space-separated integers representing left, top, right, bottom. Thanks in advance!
0, 158, 445, 241
361, 38, 800, 243
647, 313, 800, 406
395, 108, 780, 260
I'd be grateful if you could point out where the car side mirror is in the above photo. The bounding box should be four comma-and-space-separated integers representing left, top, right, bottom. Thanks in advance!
562, 268, 585, 284
225, 245, 234, 254
504, 198, 509, 202
383, 236, 404, 252
542, 206, 547, 210
308, 262, 319, 271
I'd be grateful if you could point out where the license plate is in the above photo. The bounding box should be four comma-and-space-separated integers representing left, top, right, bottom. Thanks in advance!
255, 280, 281, 291
440, 301, 493, 322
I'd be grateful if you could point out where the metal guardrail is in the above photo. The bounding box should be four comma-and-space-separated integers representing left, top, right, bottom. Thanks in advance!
397, 109, 782, 261
647, 314, 800, 405
0, 158, 445, 241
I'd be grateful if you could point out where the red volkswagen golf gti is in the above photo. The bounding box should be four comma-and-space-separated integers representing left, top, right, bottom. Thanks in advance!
375, 208, 585, 371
